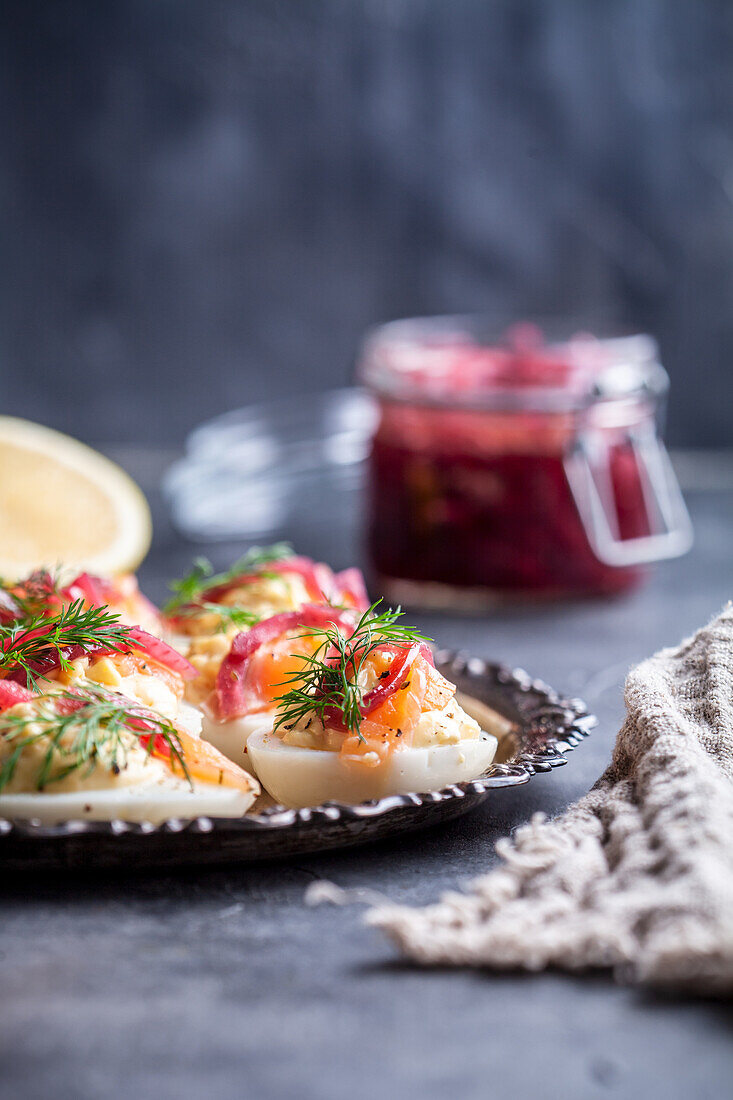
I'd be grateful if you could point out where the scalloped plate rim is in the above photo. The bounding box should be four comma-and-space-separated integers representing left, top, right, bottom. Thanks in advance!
0, 652, 596, 864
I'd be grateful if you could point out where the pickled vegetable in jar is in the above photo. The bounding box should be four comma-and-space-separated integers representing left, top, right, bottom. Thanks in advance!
359, 318, 692, 609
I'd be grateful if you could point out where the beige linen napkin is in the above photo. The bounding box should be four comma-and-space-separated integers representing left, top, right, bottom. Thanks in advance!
368, 604, 733, 996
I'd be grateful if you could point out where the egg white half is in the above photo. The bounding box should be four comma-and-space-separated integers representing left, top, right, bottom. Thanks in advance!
177, 700, 204, 738
247, 729, 498, 809
198, 709, 273, 774
0, 775, 258, 824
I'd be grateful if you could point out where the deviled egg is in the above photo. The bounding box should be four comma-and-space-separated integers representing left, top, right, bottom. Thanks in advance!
0, 567, 163, 636
0, 587, 203, 739
184, 605, 359, 767
163, 548, 367, 768
0, 683, 259, 823
164, 546, 368, 644
246, 609, 498, 807
34, 631, 204, 739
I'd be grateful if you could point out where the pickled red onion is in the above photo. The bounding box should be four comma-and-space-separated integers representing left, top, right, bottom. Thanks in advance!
216, 604, 356, 721
0, 680, 35, 711
125, 627, 197, 680
322, 642, 434, 732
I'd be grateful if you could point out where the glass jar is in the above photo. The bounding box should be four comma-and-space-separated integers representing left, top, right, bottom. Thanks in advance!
358, 317, 692, 609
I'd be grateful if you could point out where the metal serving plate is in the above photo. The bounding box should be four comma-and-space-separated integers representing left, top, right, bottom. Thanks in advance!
0, 653, 595, 871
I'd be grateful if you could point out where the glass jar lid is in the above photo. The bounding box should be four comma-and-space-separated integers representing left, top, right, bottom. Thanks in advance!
358, 315, 668, 413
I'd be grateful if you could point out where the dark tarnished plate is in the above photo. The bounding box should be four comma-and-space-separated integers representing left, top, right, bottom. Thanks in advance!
0, 652, 595, 870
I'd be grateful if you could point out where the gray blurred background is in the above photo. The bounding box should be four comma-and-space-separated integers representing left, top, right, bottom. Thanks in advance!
2, 0, 732, 447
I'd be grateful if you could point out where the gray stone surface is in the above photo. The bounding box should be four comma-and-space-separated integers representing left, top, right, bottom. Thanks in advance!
1, 459, 732, 1100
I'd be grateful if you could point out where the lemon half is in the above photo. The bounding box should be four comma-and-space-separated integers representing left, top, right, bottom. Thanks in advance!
0, 417, 152, 579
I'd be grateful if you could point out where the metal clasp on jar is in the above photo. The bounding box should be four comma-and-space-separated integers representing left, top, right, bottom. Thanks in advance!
564, 418, 693, 567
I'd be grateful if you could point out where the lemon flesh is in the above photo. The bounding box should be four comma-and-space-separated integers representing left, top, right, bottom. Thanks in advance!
0, 417, 152, 579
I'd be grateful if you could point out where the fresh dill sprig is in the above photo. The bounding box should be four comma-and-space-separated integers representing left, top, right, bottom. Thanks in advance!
274, 601, 431, 742
0, 600, 133, 687
0, 684, 191, 793
175, 602, 261, 634
164, 543, 294, 615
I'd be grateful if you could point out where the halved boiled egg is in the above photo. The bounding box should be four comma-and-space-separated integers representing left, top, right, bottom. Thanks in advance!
197, 707, 272, 773
247, 724, 497, 808
248, 667, 500, 809
180, 598, 504, 809
209, 619, 502, 807
0, 773, 257, 825
0, 690, 259, 824
183, 611, 354, 770
0, 567, 163, 636
40, 650, 203, 739
165, 552, 368, 641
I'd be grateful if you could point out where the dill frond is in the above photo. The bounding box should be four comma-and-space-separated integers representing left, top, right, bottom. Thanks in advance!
0, 600, 133, 687
164, 543, 293, 615
274, 601, 430, 741
0, 684, 191, 792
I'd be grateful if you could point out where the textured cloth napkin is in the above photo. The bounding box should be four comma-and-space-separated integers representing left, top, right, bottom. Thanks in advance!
368, 604, 733, 996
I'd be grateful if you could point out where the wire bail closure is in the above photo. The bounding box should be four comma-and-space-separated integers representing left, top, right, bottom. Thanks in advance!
564, 421, 693, 567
